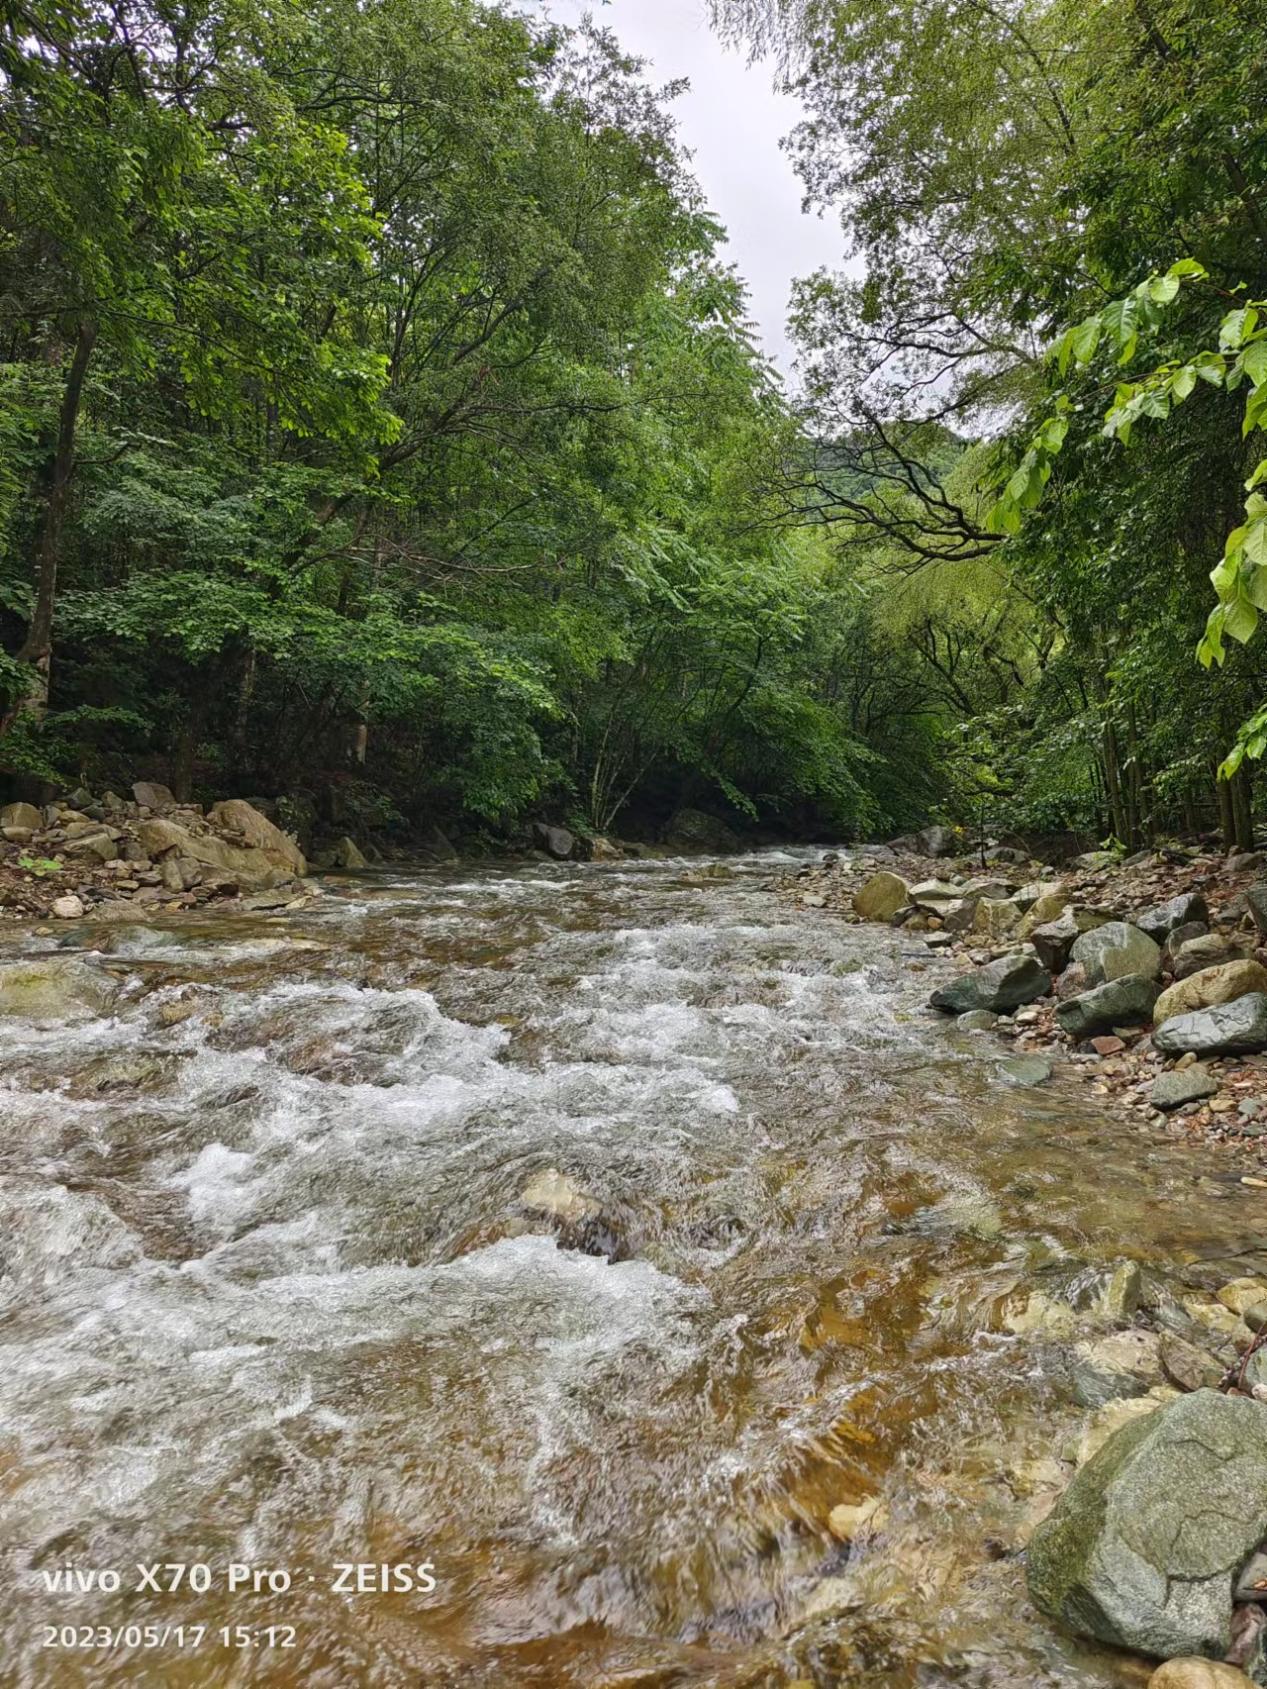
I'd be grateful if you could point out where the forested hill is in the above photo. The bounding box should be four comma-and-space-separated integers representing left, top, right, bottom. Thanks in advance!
4, 1, 1267, 859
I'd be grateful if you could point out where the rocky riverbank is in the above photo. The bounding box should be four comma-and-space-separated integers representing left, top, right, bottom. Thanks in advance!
788, 833, 1267, 1685
788, 836, 1267, 1165
0, 783, 320, 923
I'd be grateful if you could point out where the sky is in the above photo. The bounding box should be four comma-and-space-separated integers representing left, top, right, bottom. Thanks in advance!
529, 0, 843, 375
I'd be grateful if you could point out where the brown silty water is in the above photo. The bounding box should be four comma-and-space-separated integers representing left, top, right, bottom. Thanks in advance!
0, 849, 1259, 1686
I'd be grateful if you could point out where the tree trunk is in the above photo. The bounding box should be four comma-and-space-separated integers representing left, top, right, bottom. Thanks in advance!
1231, 764, 1255, 851
2, 318, 97, 731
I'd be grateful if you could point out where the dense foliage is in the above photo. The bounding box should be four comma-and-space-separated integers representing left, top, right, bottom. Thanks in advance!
713, 0, 1267, 851
1, 0, 947, 844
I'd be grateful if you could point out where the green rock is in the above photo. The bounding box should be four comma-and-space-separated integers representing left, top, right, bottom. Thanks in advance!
0, 959, 119, 1022
1027, 1390, 1267, 1661
930, 952, 1050, 1015
1056, 973, 1160, 1039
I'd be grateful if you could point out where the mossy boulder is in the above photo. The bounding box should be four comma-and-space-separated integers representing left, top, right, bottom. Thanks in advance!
1027, 1390, 1267, 1663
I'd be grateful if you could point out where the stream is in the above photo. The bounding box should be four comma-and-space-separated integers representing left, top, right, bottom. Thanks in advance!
1, 849, 1262, 1687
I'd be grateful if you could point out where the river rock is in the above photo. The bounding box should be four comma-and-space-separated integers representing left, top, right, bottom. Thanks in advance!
132, 780, 176, 811
853, 871, 909, 921
1067, 1329, 1162, 1408
0, 959, 119, 1021
1164, 921, 1212, 967
62, 829, 117, 862
663, 808, 740, 852
315, 836, 368, 870
1154, 960, 1267, 1027
973, 897, 1022, 938
1151, 1065, 1220, 1110
208, 800, 306, 875
1174, 932, 1250, 980
0, 800, 42, 832
50, 894, 85, 919
1137, 893, 1210, 942
958, 1009, 999, 1031
1070, 921, 1161, 986
997, 1054, 1053, 1086
917, 824, 958, 857
1154, 995, 1267, 1057
137, 815, 299, 889
929, 953, 1050, 1015
1028, 1389, 1267, 1662
1247, 882, 1267, 936
1056, 974, 1160, 1040
1029, 908, 1082, 971
531, 821, 577, 860
908, 879, 963, 912
520, 1168, 601, 1224
1159, 1331, 1225, 1393
1148, 1664, 1256, 1689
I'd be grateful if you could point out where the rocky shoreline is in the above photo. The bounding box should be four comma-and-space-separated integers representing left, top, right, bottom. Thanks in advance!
0, 782, 325, 924
786, 832, 1267, 1686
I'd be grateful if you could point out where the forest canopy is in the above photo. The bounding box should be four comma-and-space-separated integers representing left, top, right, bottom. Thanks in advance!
3, 0, 1266, 852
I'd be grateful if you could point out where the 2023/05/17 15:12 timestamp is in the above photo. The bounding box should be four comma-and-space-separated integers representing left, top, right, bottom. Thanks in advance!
41, 1624, 297, 1651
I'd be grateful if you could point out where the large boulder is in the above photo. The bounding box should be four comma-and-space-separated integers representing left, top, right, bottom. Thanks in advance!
1070, 921, 1162, 986
1154, 994, 1267, 1058
531, 821, 576, 861
208, 799, 306, 875
853, 871, 910, 922
1154, 960, 1267, 1027
1027, 1390, 1267, 1662
1136, 893, 1210, 943
136, 815, 298, 890
0, 800, 42, 832
0, 959, 119, 1022
662, 808, 740, 852
1056, 974, 1160, 1040
930, 953, 1050, 1015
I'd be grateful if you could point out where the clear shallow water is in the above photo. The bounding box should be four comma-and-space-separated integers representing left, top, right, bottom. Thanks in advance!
0, 851, 1259, 1686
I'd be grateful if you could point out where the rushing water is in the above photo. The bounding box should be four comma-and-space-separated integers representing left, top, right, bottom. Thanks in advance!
0, 850, 1262, 1687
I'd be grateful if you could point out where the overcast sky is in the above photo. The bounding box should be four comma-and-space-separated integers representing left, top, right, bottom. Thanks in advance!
529, 0, 843, 375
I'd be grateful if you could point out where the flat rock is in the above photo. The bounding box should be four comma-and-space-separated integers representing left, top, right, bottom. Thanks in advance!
1056, 973, 1160, 1040
1159, 1331, 1225, 1393
1028, 1389, 1267, 1661
1154, 994, 1267, 1057
957, 1009, 999, 1031
0, 959, 119, 1021
997, 1055, 1053, 1086
1151, 1065, 1220, 1110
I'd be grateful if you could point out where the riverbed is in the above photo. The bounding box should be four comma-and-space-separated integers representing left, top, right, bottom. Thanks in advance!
1, 849, 1260, 1687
